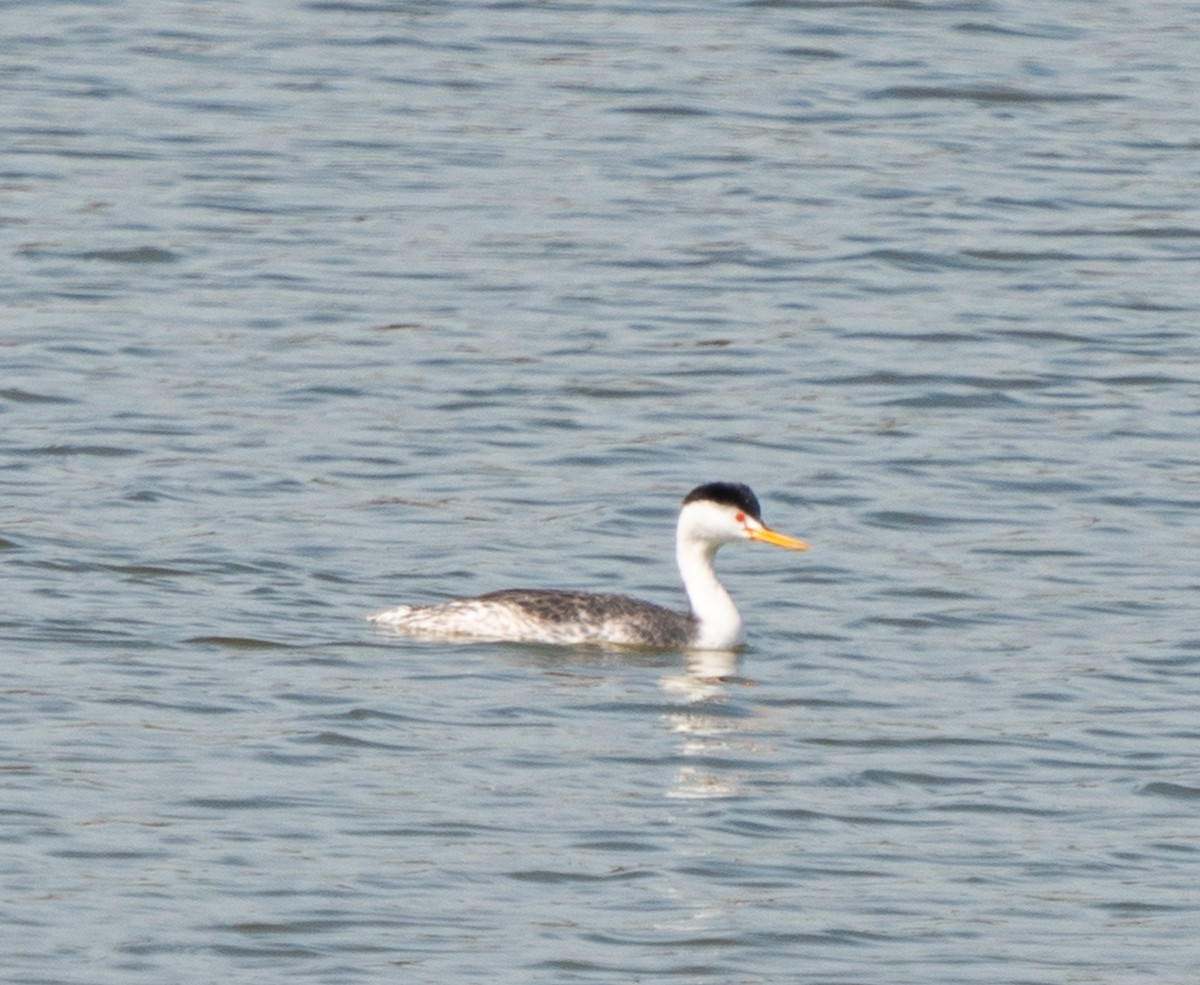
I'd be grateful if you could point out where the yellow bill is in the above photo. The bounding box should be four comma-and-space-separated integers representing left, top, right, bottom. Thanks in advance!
748, 526, 810, 551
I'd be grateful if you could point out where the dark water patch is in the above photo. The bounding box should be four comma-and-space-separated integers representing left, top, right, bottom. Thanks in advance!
121, 489, 179, 503
78, 246, 180, 264
976, 476, 1092, 495
532, 958, 608, 973
1017, 690, 1079, 704
714, 815, 823, 840
283, 384, 368, 405
878, 585, 979, 601
870, 84, 1122, 104
859, 769, 981, 789
745, 0, 938, 9
97, 695, 243, 714
1093, 899, 1192, 916
50, 847, 169, 861
0, 388, 77, 404
11, 443, 139, 457
510, 867, 652, 884
1032, 754, 1148, 773
177, 193, 289, 216
186, 635, 295, 650
302, 730, 419, 752
15, 245, 179, 264
276, 690, 364, 707
110, 563, 196, 578
955, 20, 1087, 40
181, 795, 314, 811
0, 804, 52, 820
844, 329, 986, 345
1138, 781, 1200, 801
1090, 492, 1200, 512
970, 546, 1088, 558
854, 248, 1008, 273
1129, 649, 1200, 670
11, 144, 156, 161
221, 918, 383, 936
931, 800, 1070, 818
879, 389, 1021, 409
993, 326, 1098, 344
981, 194, 1071, 212
865, 510, 989, 530
1090, 297, 1194, 313
207, 941, 324, 960
379, 72, 495, 92
816, 370, 1059, 392
369, 321, 426, 333
573, 839, 661, 853
776, 45, 845, 59
1097, 373, 1194, 387
348, 820, 512, 840
1034, 225, 1200, 240
859, 610, 1011, 631
6, 623, 158, 649
614, 104, 712, 118
560, 381, 684, 400
806, 734, 1007, 751
328, 706, 436, 725
756, 806, 930, 829
961, 248, 1090, 264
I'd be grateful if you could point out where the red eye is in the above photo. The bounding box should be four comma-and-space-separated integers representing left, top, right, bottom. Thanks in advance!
735, 512, 746, 523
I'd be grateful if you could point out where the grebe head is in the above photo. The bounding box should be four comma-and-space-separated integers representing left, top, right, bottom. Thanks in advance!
678, 482, 810, 552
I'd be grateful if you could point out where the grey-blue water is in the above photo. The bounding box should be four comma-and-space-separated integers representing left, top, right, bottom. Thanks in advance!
3, 2, 1199, 982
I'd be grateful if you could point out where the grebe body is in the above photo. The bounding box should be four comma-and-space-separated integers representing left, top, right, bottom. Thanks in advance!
368, 482, 808, 650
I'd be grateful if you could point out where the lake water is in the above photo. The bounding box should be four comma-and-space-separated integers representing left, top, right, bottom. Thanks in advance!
3, 1, 1200, 982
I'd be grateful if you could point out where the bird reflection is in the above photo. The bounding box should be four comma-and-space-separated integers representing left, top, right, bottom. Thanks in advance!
661, 649, 754, 799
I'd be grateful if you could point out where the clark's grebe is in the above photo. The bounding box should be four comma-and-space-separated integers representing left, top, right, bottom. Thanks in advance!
368, 482, 809, 650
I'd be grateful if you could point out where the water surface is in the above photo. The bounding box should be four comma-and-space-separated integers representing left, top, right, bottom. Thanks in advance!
3, 2, 1199, 983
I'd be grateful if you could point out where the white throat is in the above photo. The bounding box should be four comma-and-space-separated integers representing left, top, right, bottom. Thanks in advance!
676, 521, 745, 650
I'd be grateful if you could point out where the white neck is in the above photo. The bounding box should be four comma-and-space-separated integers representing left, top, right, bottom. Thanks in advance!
676, 529, 745, 650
